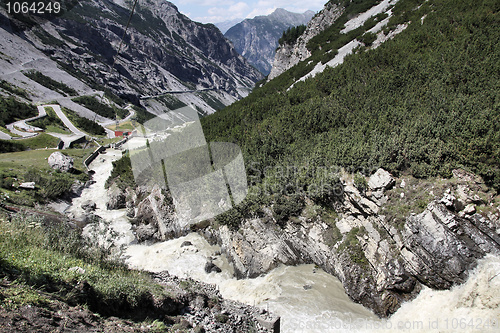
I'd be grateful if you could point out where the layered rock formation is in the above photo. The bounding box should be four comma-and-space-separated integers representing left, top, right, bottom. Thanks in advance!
0, 0, 263, 114
127, 168, 500, 317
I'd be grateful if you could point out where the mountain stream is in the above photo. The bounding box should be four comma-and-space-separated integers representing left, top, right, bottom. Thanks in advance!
67, 146, 500, 332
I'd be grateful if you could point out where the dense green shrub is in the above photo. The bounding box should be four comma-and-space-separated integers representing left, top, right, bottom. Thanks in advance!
0, 80, 28, 98
0, 176, 14, 189
29, 107, 66, 130
279, 25, 307, 46
215, 208, 244, 230
358, 32, 377, 46
202, 0, 500, 193
72, 96, 127, 119
63, 108, 106, 136
23, 168, 74, 200
354, 174, 368, 193
0, 97, 36, 127
132, 105, 156, 124
106, 154, 135, 189
23, 70, 77, 96
273, 195, 304, 226
0, 140, 25, 153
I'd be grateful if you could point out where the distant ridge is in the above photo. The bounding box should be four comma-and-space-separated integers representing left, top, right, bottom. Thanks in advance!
224, 8, 315, 75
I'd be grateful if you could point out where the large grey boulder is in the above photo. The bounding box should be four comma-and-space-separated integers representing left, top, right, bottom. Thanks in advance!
368, 168, 395, 190
133, 185, 178, 241
106, 183, 126, 210
48, 152, 74, 172
81, 200, 97, 212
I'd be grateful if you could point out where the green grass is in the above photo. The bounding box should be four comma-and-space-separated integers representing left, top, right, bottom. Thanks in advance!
45, 124, 69, 134
0, 214, 172, 318
28, 106, 69, 134
0, 281, 52, 310
100, 137, 125, 146
0, 147, 93, 205
0, 147, 93, 175
156, 95, 187, 111
107, 120, 135, 132
62, 108, 106, 136
13, 133, 61, 150
201, 0, 500, 200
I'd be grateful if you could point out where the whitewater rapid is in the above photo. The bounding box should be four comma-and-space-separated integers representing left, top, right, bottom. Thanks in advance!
74, 145, 500, 333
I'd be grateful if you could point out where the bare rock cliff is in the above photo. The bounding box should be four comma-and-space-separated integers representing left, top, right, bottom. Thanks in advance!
127, 168, 500, 317
268, 2, 344, 80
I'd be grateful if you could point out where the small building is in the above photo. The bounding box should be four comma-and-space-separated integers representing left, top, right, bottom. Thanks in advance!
114, 131, 132, 137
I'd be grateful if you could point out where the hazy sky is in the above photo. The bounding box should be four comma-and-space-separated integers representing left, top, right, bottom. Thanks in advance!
171, 0, 325, 24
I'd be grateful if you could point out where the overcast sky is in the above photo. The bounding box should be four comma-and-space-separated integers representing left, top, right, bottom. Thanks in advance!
171, 0, 326, 24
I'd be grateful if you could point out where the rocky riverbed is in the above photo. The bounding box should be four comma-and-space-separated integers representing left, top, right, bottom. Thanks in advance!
70, 144, 500, 332
127, 158, 500, 318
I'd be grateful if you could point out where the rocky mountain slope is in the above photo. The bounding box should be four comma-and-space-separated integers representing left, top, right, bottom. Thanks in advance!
225, 8, 314, 75
268, 2, 344, 80
0, 0, 263, 116
215, 18, 243, 34
124, 167, 500, 317
268, 0, 400, 81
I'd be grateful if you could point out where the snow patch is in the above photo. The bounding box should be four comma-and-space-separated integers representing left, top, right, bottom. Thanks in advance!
341, 0, 398, 34
288, 0, 405, 90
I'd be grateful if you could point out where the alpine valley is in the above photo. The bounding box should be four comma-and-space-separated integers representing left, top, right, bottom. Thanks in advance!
0, 0, 499, 332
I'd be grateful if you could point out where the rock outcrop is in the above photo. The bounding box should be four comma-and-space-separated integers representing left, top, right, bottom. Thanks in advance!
152, 271, 279, 332
128, 166, 500, 317
106, 183, 127, 210
268, 2, 344, 80
132, 185, 178, 241
202, 169, 500, 317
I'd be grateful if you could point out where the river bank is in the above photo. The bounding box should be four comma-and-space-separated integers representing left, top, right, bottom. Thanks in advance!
72, 144, 500, 332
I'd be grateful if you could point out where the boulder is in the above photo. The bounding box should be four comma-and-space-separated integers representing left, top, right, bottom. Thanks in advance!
126, 206, 135, 218
75, 212, 99, 228
135, 224, 157, 242
48, 152, 74, 172
464, 204, 476, 215
19, 182, 35, 189
204, 261, 222, 274
134, 185, 178, 241
106, 183, 126, 210
68, 266, 86, 274
70, 180, 85, 196
452, 169, 481, 183
440, 193, 456, 208
81, 200, 96, 212
368, 168, 395, 191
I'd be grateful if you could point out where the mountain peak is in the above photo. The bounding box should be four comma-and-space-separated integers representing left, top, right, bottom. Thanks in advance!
270, 8, 289, 16
225, 9, 314, 74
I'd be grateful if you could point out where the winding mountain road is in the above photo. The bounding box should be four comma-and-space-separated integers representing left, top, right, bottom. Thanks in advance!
47, 104, 85, 136
42, 104, 86, 149
1, 102, 134, 143
5, 105, 47, 138
0, 130, 12, 140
